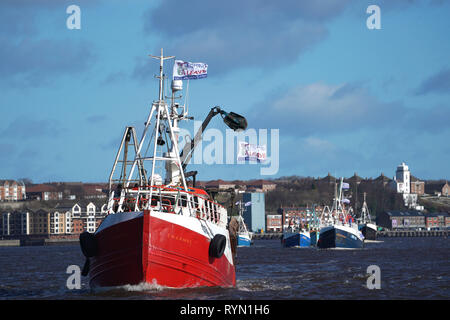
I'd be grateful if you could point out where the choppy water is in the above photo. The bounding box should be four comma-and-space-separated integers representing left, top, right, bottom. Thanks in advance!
0, 238, 448, 300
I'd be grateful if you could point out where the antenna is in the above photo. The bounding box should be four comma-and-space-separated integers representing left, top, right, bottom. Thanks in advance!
149, 48, 175, 101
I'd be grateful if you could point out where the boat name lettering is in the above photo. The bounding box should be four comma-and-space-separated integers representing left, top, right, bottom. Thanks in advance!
168, 233, 192, 245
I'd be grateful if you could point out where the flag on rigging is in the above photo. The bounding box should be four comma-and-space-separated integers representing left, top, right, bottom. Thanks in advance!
173, 60, 208, 80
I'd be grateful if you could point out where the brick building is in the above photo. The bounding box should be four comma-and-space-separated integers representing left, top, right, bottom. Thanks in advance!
410, 176, 425, 195
1, 209, 50, 236
277, 206, 320, 230
246, 180, 276, 193
0, 180, 26, 201
26, 184, 63, 201
377, 211, 426, 230
377, 211, 449, 230
425, 214, 440, 229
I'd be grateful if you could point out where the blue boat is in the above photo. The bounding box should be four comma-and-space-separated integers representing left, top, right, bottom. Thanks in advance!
282, 230, 311, 248
317, 178, 365, 249
317, 224, 364, 249
236, 201, 253, 247
238, 233, 252, 246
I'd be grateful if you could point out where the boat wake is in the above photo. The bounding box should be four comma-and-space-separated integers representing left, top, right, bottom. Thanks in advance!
121, 280, 167, 292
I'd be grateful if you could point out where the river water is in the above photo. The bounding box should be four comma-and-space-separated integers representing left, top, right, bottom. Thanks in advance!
0, 237, 448, 300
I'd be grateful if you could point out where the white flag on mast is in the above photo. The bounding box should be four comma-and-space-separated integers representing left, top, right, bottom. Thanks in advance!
173, 60, 208, 80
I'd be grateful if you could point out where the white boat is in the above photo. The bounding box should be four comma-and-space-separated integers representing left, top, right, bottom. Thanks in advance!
357, 192, 378, 240
236, 201, 253, 247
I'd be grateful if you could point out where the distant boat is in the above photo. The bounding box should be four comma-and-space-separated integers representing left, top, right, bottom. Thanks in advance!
282, 230, 311, 248
318, 224, 364, 249
309, 230, 319, 246
317, 178, 364, 249
360, 223, 377, 240
309, 205, 322, 246
236, 201, 253, 247
357, 193, 378, 240
281, 216, 311, 248
237, 231, 252, 247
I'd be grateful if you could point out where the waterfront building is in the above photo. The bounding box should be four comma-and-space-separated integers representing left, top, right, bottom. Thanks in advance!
63, 201, 107, 235
425, 214, 440, 229
1, 209, 50, 236
266, 214, 282, 232
377, 211, 426, 230
0, 180, 26, 201
1, 211, 24, 236
242, 192, 266, 232
277, 206, 321, 230
49, 210, 68, 235
0, 201, 107, 238
377, 211, 449, 230
29, 209, 50, 235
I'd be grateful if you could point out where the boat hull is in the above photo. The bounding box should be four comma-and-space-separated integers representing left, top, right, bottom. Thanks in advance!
282, 231, 311, 248
88, 210, 236, 288
317, 225, 364, 249
360, 223, 377, 240
237, 234, 252, 247
310, 230, 319, 246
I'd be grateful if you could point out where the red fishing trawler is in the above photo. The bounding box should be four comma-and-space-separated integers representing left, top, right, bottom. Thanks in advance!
79, 49, 247, 288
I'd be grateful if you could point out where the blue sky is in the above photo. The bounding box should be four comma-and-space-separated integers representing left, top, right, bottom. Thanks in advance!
0, 0, 449, 183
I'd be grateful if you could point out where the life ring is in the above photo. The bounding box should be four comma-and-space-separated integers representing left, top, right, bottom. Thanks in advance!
209, 234, 226, 258
79, 231, 98, 258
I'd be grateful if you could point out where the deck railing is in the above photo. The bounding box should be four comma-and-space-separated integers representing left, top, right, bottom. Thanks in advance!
108, 185, 227, 227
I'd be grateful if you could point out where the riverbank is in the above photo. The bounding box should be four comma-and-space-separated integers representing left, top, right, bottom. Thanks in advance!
0, 238, 79, 247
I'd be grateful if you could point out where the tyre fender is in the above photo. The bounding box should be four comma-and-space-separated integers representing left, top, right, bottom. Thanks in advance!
209, 234, 226, 258
79, 231, 98, 258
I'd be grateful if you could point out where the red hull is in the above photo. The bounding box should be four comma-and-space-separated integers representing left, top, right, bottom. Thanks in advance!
89, 211, 236, 288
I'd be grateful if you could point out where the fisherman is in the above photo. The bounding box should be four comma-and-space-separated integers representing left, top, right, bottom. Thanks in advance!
228, 217, 239, 265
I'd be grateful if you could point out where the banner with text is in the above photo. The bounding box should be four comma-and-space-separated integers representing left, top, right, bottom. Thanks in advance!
237, 142, 267, 163
173, 60, 208, 80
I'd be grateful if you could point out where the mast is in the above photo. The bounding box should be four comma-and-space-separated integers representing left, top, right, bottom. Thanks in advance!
149, 48, 175, 102
146, 49, 193, 211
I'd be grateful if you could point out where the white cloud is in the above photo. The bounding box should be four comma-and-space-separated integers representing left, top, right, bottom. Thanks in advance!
250, 82, 404, 136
